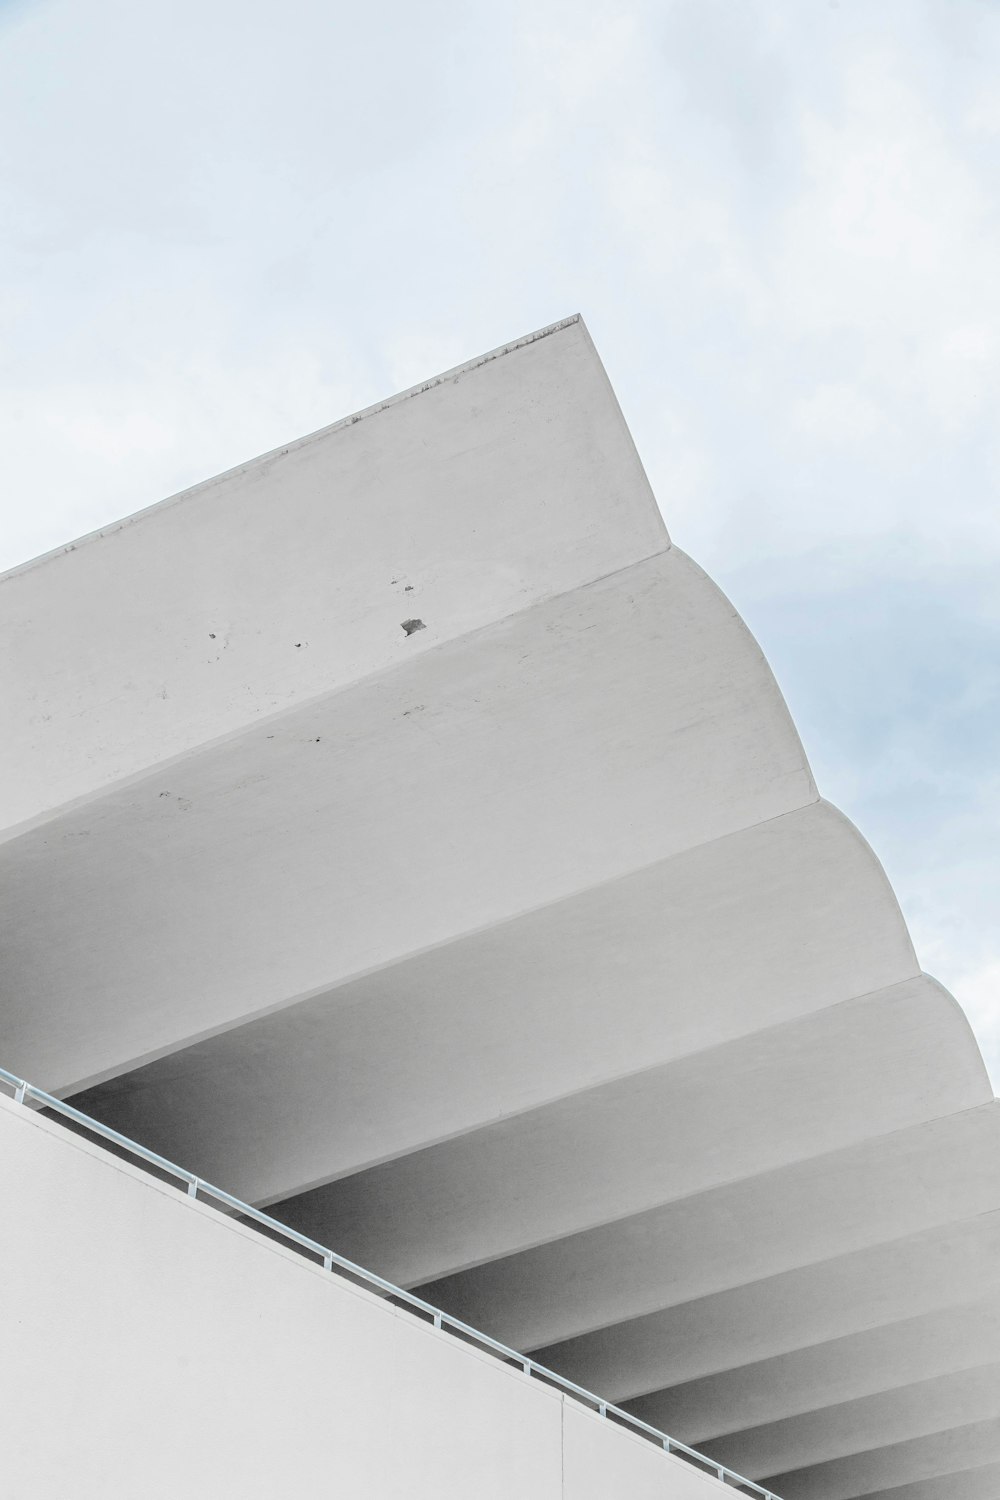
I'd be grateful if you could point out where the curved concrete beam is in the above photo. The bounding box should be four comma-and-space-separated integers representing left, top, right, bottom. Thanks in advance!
71, 799, 917, 1204
626, 1285, 1000, 1441
853, 1463, 1000, 1500
765, 1419, 1000, 1500
270, 980, 987, 1287
2, 547, 815, 1094
415, 1104, 1000, 1350
536, 1217, 1000, 1411
707, 1367, 1000, 1480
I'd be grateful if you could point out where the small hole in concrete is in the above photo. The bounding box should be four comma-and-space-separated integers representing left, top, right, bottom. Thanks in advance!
401, 619, 426, 636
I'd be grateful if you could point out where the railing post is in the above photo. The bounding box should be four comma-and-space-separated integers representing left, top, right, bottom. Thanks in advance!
598, 1402, 607, 1418
322, 1252, 333, 1272
13, 1081, 26, 1105
187, 1178, 199, 1198
433, 1312, 442, 1330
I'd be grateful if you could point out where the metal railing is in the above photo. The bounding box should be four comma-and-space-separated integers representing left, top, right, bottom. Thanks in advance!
0, 1062, 780, 1498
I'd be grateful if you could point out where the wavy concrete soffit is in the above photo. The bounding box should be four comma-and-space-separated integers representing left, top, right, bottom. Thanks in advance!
1, 315, 996, 1500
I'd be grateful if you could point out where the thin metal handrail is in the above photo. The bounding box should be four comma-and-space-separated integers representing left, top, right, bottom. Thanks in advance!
0, 1063, 779, 1498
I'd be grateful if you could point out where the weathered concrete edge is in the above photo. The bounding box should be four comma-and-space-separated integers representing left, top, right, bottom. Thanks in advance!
0, 314, 587, 586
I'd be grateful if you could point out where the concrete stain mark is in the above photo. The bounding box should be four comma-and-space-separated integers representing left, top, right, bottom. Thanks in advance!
207, 629, 232, 659
335, 316, 579, 434
401, 619, 426, 636
157, 790, 192, 810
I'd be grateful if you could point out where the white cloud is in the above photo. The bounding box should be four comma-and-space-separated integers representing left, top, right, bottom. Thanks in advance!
791, 383, 887, 445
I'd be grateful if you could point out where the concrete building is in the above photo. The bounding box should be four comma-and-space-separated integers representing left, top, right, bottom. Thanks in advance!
1, 315, 997, 1497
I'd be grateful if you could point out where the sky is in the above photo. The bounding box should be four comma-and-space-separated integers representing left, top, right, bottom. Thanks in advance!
2, 0, 998, 1080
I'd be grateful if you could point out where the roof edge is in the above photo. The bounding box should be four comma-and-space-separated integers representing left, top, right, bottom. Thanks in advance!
1, 314, 584, 585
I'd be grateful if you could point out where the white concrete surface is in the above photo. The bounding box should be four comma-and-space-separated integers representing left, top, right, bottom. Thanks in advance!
0, 316, 666, 832
2, 316, 997, 1500
0, 1090, 728, 1500
2, 546, 814, 1094
562, 1404, 732, 1500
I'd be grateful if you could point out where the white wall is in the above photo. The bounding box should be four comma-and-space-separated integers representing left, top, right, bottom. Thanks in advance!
0, 1092, 731, 1500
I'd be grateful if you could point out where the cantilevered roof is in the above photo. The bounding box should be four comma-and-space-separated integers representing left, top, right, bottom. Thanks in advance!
1, 316, 996, 1500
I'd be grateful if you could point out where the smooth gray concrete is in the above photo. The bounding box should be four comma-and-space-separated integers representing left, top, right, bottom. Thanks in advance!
853, 1464, 1000, 1500
540, 1217, 1000, 1410
627, 1283, 1000, 1439
71, 799, 917, 1205
2, 317, 998, 1499
271, 980, 985, 1286
767, 1419, 1000, 1500
417, 1104, 1000, 1349
707, 1366, 1000, 1479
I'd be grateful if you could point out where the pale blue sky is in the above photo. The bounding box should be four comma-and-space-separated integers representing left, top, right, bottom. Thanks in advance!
2, 0, 998, 1078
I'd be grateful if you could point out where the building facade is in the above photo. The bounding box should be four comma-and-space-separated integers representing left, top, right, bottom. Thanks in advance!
1, 317, 997, 1498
